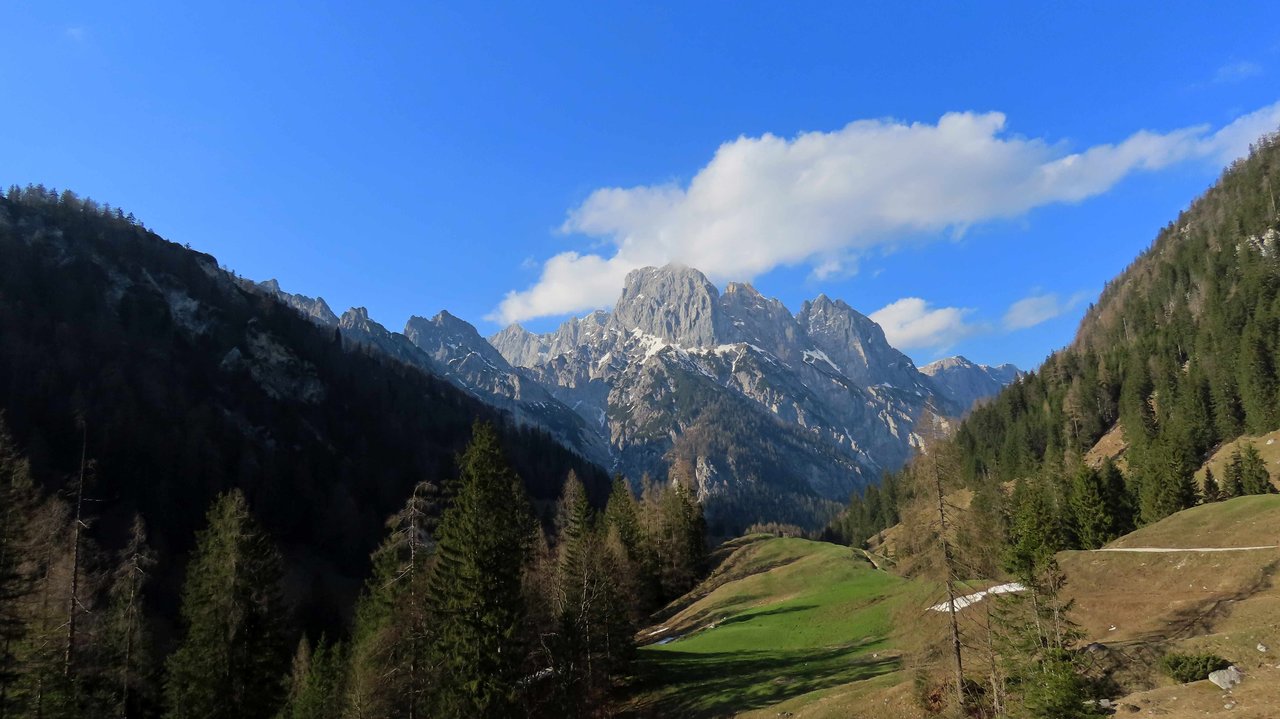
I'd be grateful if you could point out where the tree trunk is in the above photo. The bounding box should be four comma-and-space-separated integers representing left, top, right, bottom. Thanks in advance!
934, 463, 965, 711
64, 426, 87, 678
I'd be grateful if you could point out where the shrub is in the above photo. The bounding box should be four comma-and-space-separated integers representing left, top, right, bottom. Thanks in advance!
1160, 652, 1231, 683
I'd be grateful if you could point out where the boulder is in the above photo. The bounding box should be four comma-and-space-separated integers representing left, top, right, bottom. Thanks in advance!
1208, 665, 1243, 690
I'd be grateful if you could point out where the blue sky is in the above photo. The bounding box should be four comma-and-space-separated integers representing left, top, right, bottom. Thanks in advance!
3, 2, 1278, 370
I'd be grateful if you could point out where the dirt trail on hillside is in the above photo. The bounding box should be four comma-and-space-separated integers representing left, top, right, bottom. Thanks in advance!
1094, 545, 1278, 553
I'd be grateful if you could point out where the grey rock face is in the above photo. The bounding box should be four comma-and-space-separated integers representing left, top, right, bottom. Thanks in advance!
254, 279, 339, 327
612, 265, 723, 347
796, 294, 927, 392
487, 263, 1019, 530
921, 356, 1025, 414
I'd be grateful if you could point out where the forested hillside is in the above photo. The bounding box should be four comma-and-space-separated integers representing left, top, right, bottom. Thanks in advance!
0, 186, 720, 718
835, 131, 1280, 550
813, 133, 1280, 718
0, 185, 609, 633
951, 131, 1280, 527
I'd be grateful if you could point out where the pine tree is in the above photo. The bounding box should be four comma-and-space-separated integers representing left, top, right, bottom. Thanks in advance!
1224, 449, 1245, 498
653, 479, 706, 601
13, 477, 77, 719
427, 422, 535, 718
1099, 460, 1136, 536
601, 476, 658, 617
278, 636, 344, 719
1238, 323, 1279, 433
164, 489, 290, 719
1202, 467, 1221, 503
344, 481, 441, 719
0, 420, 41, 718
548, 472, 634, 715
103, 515, 156, 719
1238, 442, 1274, 494
1136, 438, 1196, 524
1069, 466, 1111, 550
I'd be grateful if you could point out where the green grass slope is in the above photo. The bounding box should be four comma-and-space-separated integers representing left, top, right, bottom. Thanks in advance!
625, 535, 919, 718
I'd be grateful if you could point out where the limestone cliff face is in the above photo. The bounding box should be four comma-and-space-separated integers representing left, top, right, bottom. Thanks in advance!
488, 264, 1019, 530
921, 356, 1024, 415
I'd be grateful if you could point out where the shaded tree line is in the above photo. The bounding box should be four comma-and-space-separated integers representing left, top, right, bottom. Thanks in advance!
1, 419, 707, 718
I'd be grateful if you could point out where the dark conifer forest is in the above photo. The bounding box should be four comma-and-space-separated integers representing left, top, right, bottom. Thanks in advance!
0, 188, 701, 717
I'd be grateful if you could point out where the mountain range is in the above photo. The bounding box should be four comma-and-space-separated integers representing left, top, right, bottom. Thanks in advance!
264, 264, 1019, 531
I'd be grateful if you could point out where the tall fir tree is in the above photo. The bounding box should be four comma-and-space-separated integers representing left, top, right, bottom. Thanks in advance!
427, 422, 535, 718
601, 476, 658, 617
1068, 466, 1112, 550
344, 480, 441, 719
0, 419, 41, 718
1202, 467, 1221, 503
164, 489, 290, 719
549, 472, 633, 715
278, 636, 345, 719
103, 515, 157, 719
1224, 449, 1245, 498
1238, 442, 1274, 495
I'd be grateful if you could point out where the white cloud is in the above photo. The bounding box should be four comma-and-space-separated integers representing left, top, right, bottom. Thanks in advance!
1002, 290, 1092, 331
1215, 61, 1262, 84
869, 298, 981, 351
491, 102, 1280, 324
65, 26, 86, 41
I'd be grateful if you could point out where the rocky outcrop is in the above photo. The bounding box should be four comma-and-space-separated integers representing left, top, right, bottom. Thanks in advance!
254, 278, 339, 327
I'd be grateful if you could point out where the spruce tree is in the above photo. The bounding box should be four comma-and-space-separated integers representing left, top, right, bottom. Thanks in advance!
104, 515, 156, 719
603, 477, 659, 615
278, 636, 344, 719
1202, 467, 1221, 503
164, 489, 290, 719
427, 422, 535, 718
0, 420, 40, 717
1099, 460, 1136, 536
1137, 438, 1196, 524
344, 481, 441, 719
1224, 449, 1245, 498
653, 480, 706, 600
1069, 466, 1111, 550
549, 472, 634, 714
1238, 442, 1274, 494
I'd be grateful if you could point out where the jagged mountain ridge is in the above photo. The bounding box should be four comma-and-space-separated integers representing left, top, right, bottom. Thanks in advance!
251, 281, 611, 466
490, 264, 1020, 530
920, 355, 1024, 415
257, 265, 1017, 531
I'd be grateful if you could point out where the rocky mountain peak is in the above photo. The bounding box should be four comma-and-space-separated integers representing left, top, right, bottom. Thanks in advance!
921, 356, 1024, 414
921, 355, 978, 374
612, 264, 722, 347
254, 279, 339, 327
718, 280, 801, 359
339, 306, 374, 328
490, 323, 544, 368
404, 312, 508, 368
797, 294, 915, 386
